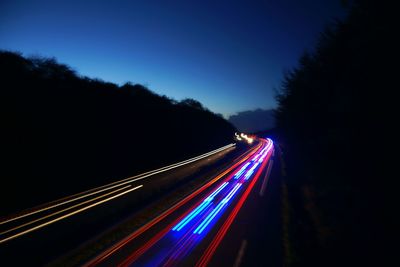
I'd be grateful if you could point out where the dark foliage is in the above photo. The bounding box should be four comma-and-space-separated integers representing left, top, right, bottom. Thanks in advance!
275, 1, 389, 266
0, 51, 235, 216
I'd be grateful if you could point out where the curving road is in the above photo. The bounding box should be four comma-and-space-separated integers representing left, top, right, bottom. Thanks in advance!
0, 144, 235, 245
86, 138, 275, 267
0, 138, 280, 267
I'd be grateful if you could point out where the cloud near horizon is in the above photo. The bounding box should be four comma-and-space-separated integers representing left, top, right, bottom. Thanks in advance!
228, 108, 275, 133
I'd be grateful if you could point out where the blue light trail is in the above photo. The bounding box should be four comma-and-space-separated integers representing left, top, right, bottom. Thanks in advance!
193, 183, 242, 234
172, 182, 229, 231
234, 162, 251, 179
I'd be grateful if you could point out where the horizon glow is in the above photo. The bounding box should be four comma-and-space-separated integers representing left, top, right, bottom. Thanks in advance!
0, 0, 346, 117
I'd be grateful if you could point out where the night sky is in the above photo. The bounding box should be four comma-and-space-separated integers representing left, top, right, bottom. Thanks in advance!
0, 0, 345, 117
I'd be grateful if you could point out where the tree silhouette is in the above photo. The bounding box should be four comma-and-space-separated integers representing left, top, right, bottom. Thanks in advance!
274, 0, 388, 265
0, 51, 236, 216
179, 98, 206, 110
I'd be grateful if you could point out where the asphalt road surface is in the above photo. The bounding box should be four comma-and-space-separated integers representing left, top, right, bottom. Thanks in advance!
0, 138, 282, 266
86, 138, 280, 267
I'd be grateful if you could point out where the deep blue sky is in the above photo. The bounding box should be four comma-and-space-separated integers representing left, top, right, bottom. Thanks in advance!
0, 0, 346, 117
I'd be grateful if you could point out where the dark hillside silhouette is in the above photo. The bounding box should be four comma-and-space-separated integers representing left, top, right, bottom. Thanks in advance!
0, 51, 235, 216
275, 0, 388, 266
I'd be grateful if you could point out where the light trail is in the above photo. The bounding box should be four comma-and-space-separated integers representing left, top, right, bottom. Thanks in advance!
166, 139, 272, 264
0, 143, 236, 244
233, 162, 251, 179
117, 139, 274, 267
84, 142, 261, 267
172, 182, 229, 232
204, 182, 229, 202
233, 240, 248, 267
0, 143, 235, 225
117, 143, 265, 267
0, 185, 143, 244
168, 138, 273, 264
0, 182, 134, 226
172, 143, 268, 234
0, 185, 133, 236
196, 140, 273, 267
193, 183, 242, 234
259, 159, 274, 196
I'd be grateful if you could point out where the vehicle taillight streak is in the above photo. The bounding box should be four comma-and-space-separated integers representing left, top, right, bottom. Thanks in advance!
112, 138, 274, 267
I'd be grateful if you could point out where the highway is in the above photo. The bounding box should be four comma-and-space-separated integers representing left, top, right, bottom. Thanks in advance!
0, 138, 280, 266
85, 138, 276, 267
0, 143, 235, 244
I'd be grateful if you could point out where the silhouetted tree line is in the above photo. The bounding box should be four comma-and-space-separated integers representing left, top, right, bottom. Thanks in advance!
0, 51, 235, 216
275, 0, 388, 266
